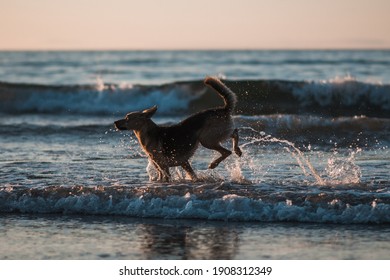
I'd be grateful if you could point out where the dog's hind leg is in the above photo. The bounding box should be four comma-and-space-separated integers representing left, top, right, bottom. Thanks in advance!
181, 161, 197, 180
232, 128, 242, 157
202, 142, 232, 169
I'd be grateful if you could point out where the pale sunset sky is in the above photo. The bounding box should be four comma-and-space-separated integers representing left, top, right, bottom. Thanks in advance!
0, 0, 389, 50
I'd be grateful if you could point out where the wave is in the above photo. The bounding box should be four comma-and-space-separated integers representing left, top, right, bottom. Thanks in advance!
230, 76, 390, 117
0, 184, 388, 224
1, 77, 389, 117
0, 80, 197, 116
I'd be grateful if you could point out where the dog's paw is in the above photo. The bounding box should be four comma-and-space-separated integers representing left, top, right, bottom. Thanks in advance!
235, 147, 242, 157
208, 161, 219, 169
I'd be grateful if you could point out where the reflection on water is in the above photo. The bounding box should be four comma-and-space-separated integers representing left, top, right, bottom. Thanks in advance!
140, 223, 239, 259
1, 214, 389, 260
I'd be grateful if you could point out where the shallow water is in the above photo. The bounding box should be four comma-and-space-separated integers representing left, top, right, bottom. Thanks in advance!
1, 114, 389, 223
1, 50, 389, 260
1, 214, 389, 260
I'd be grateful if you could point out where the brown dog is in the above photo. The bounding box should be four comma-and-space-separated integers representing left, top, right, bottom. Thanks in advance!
114, 76, 242, 181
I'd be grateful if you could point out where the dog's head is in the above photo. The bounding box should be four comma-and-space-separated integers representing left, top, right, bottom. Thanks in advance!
114, 105, 158, 131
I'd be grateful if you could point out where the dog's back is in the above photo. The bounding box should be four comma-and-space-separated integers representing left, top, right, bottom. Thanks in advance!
158, 76, 238, 165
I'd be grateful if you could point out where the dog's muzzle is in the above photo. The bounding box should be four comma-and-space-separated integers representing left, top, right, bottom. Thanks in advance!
114, 119, 127, 130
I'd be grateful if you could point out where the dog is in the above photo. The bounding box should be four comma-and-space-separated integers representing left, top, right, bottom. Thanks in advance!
114, 76, 242, 182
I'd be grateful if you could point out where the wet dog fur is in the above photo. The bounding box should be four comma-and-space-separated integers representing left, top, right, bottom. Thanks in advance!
114, 76, 242, 182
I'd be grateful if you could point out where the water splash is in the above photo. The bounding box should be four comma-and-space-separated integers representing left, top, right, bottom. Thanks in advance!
146, 159, 225, 183
144, 127, 363, 186
226, 158, 252, 184
325, 148, 362, 184
240, 127, 325, 185
146, 159, 159, 181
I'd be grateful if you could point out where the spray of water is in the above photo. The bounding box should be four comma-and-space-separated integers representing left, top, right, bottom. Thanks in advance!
240, 127, 325, 185
325, 148, 362, 184
143, 126, 361, 185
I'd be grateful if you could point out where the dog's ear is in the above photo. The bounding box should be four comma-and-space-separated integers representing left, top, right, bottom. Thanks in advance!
142, 105, 158, 118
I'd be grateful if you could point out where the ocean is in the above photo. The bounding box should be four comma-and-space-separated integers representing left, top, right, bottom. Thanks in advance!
0, 50, 389, 260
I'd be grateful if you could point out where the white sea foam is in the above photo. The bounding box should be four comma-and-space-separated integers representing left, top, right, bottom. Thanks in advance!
1, 187, 389, 224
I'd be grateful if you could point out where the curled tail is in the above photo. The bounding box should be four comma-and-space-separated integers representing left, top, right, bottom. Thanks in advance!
204, 76, 237, 113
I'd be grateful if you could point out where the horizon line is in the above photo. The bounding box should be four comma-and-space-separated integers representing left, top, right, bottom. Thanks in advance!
1, 47, 389, 52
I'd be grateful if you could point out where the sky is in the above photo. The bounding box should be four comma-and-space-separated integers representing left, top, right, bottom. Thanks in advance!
0, 0, 389, 50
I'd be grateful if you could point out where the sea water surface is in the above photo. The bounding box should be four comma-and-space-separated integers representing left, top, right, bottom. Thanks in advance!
0, 50, 389, 259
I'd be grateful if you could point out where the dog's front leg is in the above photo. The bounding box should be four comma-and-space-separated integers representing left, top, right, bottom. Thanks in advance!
157, 165, 170, 182
149, 159, 170, 182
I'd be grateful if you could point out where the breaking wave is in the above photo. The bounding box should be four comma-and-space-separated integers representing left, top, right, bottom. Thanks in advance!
1, 183, 389, 224
0, 77, 389, 117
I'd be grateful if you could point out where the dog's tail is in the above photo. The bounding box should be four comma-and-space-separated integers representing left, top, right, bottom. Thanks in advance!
204, 76, 237, 113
